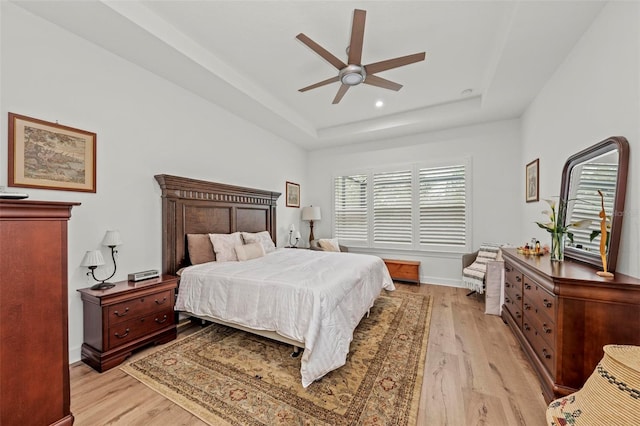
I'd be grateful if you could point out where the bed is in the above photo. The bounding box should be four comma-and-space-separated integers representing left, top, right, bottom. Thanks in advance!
154, 174, 394, 387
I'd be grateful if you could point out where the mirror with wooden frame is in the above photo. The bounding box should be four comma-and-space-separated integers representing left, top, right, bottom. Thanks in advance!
560, 136, 629, 272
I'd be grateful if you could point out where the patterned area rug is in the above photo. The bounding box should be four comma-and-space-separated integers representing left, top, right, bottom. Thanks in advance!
121, 290, 432, 425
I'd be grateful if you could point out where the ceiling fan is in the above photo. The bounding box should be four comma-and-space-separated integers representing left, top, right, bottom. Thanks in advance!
296, 9, 426, 104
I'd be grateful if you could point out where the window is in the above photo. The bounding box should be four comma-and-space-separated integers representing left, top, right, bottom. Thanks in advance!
567, 162, 618, 252
419, 165, 467, 247
334, 174, 368, 242
373, 170, 412, 245
333, 160, 470, 251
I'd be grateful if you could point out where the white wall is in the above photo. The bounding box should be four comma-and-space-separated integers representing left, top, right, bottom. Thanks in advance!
521, 1, 640, 278
307, 119, 522, 286
1, 3, 309, 362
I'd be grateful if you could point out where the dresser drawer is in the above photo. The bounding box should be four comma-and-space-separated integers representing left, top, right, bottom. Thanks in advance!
523, 317, 556, 377
107, 308, 174, 350
503, 293, 523, 329
504, 280, 522, 305
523, 277, 557, 323
107, 289, 173, 325
524, 300, 556, 349
504, 261, 523, 292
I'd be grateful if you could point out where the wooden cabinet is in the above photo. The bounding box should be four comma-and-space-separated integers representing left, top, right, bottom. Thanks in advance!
501, 248, 640, 402
383, 259, 420, 285
0, 200, 78, 426
78, 276, 178, 372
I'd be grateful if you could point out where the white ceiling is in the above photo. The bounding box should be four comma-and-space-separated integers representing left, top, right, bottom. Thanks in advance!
13, 1, 606, 150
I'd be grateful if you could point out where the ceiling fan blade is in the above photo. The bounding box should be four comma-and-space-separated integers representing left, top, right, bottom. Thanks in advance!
299, 76, 340, 92
348, 9, 366, 65
363, 75, 403, 91
364, 52, 426, 75
296, 33, 347, 70
332, 84, 350, 104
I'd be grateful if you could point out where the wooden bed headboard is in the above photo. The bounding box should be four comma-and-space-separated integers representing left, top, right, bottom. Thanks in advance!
154, 174, 281, 275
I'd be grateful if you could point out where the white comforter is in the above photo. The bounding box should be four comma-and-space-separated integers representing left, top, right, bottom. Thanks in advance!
176, 248, 395, 387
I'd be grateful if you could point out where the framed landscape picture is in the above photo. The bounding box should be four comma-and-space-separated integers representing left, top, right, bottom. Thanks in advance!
286, 181, 300, 207
526, 158, 539, 203
8, 113, 96, 192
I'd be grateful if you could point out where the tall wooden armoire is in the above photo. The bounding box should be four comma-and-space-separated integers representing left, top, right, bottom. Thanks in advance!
0, 200, 79, 425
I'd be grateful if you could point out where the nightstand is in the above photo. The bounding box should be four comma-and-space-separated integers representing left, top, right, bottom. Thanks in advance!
78, 275, 178, 372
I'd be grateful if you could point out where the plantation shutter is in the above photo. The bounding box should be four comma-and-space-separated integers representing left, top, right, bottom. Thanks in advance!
373, 170, 412, 244
569, 163, 618, 251
334, 175, 368, 242
419, 164, 466, 246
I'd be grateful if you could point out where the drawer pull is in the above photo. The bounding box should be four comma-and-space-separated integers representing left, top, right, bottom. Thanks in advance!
155, 297, 167, 305
524, 322, 531, 331
516, 276, 522, 282
524, 284, 531, 290
505, 296, 511, 304
543, 324, 552, 334
115, 328, 130, 339
524, 303, 531, 310
516, 294, 522, 301
114, 307, 129, 317
505, 282, 511, 288
155, 315, 168, 324
543, 299, 553, 308
542, 348, 552, 359
516, 312, 522, 319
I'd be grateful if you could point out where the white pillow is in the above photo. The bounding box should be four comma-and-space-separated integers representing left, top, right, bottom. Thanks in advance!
235, 242, 265, 261
318, 238, 341, 252
209, 232, 243, 262
241, 231, 276, 253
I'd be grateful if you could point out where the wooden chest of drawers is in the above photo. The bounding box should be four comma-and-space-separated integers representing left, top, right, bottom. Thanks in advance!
501, 248, 640, 403
78, 275, 178, 372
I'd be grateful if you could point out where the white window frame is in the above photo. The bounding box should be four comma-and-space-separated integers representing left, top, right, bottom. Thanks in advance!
332, 157, 472, 253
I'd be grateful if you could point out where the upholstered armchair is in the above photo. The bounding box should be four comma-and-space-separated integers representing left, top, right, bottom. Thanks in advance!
309, 239, 349, 252
462, 243, 504, 315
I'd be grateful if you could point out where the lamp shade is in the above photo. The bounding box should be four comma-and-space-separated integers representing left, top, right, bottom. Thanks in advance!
102, 230, 122, 247
81, 250, 105, 267
302, 206, 321, 221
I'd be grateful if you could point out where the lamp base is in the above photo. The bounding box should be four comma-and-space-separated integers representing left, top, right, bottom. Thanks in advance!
90, 281, 116, 290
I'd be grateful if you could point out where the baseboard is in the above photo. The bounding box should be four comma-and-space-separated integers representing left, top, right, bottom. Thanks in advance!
69, 345, 82, 364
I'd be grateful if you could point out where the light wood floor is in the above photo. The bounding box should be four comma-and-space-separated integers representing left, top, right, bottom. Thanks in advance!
69, 283, 548, 425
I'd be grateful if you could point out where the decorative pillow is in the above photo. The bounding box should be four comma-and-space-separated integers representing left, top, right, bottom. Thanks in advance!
241, 231, 276, 253
235, 242, 265, 261
318, 238, 341, 252
187, 234, 215, 265
209, 232, 243, 262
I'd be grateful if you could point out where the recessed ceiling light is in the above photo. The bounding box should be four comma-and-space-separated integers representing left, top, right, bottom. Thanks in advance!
375, 100, 384, 108
461, 88, 473, 96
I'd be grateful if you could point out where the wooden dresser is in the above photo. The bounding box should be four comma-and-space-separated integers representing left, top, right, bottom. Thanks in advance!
78, 275, 178, 372
0, 200, 79, 426
501, 248, 640, 402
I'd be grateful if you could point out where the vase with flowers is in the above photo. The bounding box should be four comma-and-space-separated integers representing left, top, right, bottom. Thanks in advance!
535, 198, 591, 261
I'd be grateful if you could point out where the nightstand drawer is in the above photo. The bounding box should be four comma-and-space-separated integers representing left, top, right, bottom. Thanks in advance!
107, 289, 173, 325
107, 308, 174, 350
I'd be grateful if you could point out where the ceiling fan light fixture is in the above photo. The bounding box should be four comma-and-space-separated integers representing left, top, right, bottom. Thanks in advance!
339, 64, 366, 86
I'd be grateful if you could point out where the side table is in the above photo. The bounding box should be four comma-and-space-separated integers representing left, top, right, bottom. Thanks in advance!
77, 275, 178, 372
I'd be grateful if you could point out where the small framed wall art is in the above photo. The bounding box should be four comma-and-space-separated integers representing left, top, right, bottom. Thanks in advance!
8, 113, 96, 192
525, 158, 539, 203
286, 181, 300, 207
